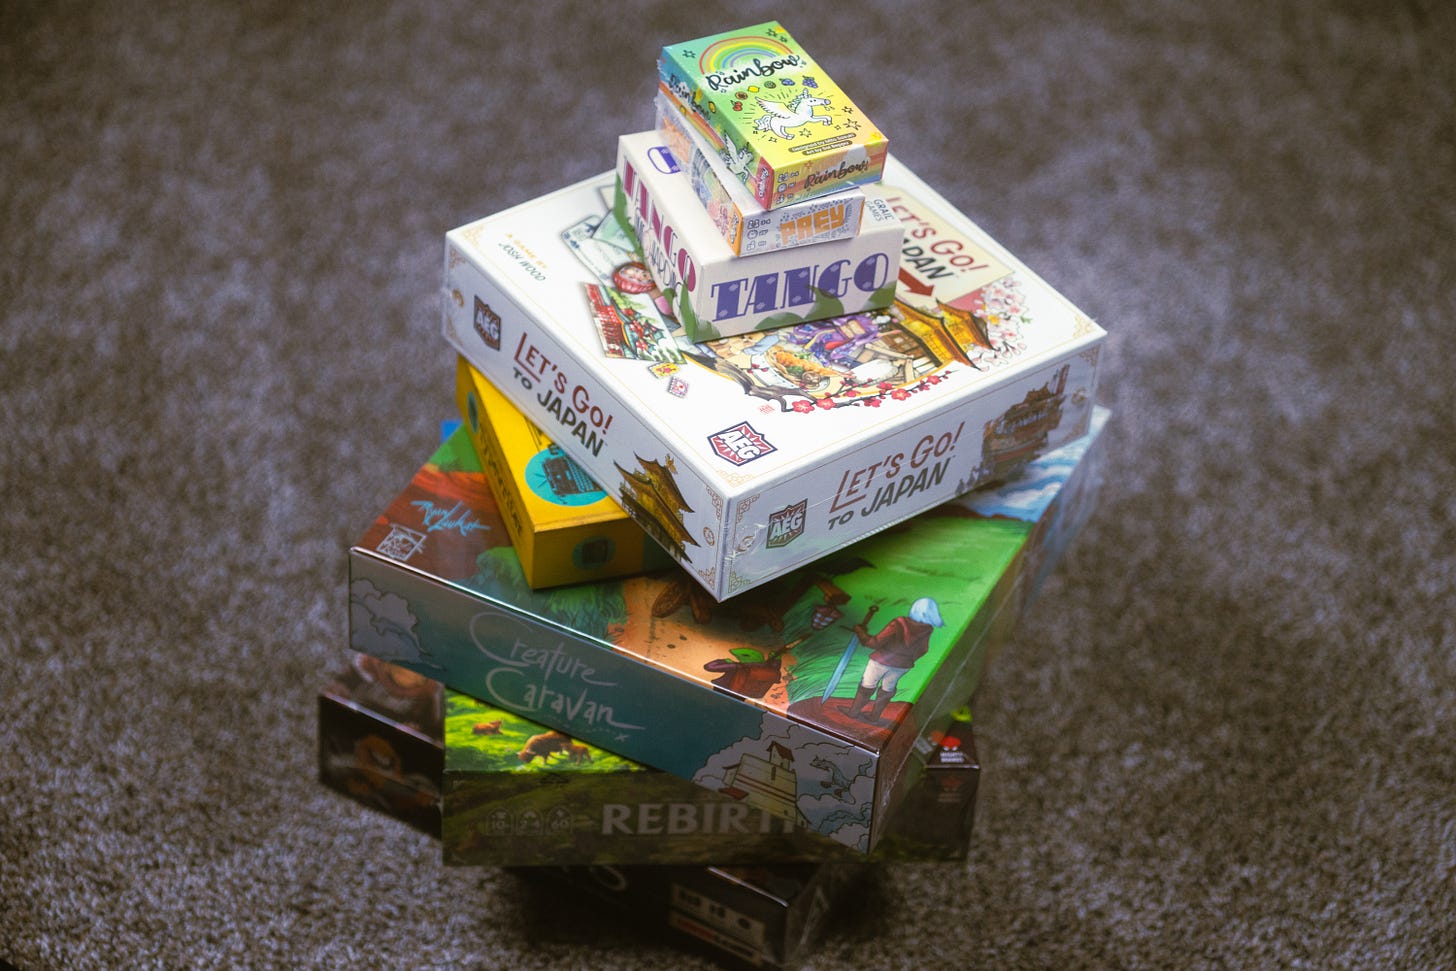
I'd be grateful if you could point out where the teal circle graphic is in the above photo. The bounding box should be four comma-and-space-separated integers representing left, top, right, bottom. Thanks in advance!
523, 447, 607, 507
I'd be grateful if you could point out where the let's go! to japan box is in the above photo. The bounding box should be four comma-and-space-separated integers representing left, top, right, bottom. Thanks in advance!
615, 129, 902, 340
442, 155, 1105, 601
657, 21, 888, 209
455, 354, 674, 589
347, 410, 1107, 853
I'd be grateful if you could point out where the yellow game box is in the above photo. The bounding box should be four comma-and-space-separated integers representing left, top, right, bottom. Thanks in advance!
454, 356, 674, 588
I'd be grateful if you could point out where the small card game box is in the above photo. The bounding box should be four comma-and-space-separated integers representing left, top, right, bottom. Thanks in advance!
615, 129, 902, 340
657, 21, 888, 209
443, 156, 1105, 600
655, 91, 866, 256
348, 409, 1107, 853
455, 354, 674, 588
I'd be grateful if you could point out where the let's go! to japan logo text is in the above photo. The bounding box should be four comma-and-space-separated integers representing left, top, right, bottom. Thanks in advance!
707, 422, 775, 466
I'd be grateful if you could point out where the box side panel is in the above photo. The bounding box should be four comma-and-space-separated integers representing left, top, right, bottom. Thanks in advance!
720, 350, 1100, 597
317, 694, 443, 837
348, 547, 878, 851
453, 354, 543, 583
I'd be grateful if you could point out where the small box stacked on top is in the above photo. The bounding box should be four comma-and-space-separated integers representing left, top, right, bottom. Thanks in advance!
327, 21, 1109, 970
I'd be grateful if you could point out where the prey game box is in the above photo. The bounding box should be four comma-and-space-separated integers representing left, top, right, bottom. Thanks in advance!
655, 91, 866, 257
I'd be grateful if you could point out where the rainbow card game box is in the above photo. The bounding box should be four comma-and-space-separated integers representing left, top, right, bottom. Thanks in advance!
454, 355, 674, 589
615, 129, 902, 340
347, 409, 1106, 853
657, 22, 888, 209
443, 156, 1104, 601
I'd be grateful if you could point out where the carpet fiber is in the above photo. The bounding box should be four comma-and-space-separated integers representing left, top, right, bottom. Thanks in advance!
3, 1, 1453, 968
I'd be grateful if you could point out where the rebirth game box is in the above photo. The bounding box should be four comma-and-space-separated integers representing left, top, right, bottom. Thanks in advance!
656, 21, 888, 209
442, 685, 979, 867
347, 409, 1106, 853
443, 155, 1104, 600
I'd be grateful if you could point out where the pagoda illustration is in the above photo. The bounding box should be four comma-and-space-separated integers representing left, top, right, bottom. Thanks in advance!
981, 364, 1070, 481
614, 453, 698, 562
717, 742, 811, 826
892, 296, 995, 369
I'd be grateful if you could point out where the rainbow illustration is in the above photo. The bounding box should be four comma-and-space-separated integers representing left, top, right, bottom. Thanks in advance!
696, 29, 801, 76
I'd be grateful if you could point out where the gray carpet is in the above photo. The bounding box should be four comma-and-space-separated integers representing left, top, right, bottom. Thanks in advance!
3, 1, 1453, 968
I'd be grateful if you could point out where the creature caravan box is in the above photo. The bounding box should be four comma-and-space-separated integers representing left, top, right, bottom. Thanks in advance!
442, 687, 981, 867
615, 130, 902, 340
454, 355, 674, 589
347, 410, 1107, 853
442, 154, 1104, 601
513, 863, 866, 971
657, 21, 888, 210
654, 91, 867, 257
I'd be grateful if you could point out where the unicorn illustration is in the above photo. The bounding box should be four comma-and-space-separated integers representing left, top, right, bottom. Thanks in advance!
754, 92, 831, 139
718, 137, 756, 181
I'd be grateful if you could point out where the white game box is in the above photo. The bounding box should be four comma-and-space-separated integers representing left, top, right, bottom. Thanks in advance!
443, 156, 1105, 601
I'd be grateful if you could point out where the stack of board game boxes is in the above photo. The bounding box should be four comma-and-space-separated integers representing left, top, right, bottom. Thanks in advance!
322, 21, 1108, 970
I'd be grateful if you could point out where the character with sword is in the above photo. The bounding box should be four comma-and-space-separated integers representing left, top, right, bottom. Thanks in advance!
823, 597, 945, 724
